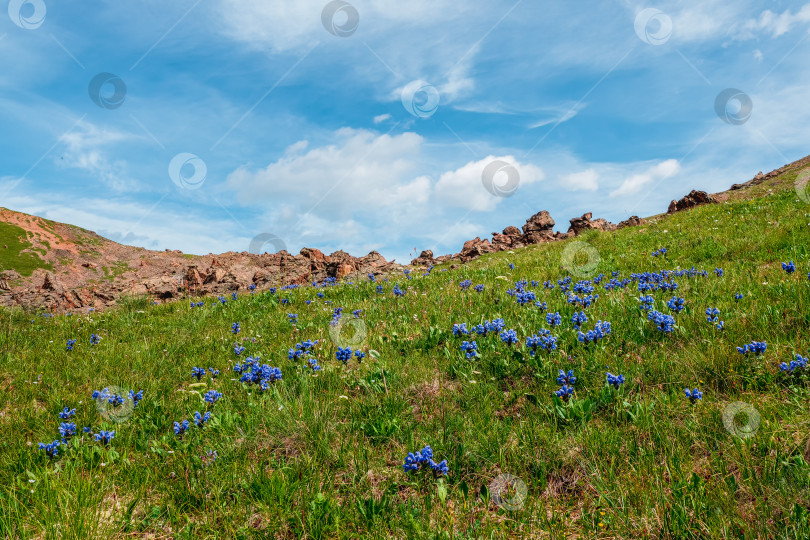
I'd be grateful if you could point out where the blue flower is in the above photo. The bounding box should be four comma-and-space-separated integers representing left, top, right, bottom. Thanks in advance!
402, 445, 447, 475
208, 368, 219, 379
130, 389, 144, 407
82, 426, 91, 433
231, 292, 238, 301
234, 345, 246, 356
90, 333, 101, 345
648, 310, 675, 333
577, 320, 612, 344
473, 284, 485, 293
685, 388, 702, 404
666, 296, 685, 313
534, 301, 547, 311
173, 420, 190, 437
459, 279, 472, 290
249, 283, 256, 292
368, 273, 376, 282
734, 293, 743, 301
204, 390, 222, 405
606, 372, 625, 389
194, 410, 212, 427
782, 260, 796, 274
780, 354, 808, 373
307, 358, 323, 372
95, 430, 115, 445
714, 268, 724, 277
354, 350, 365, 362
336, 346, 353, 364
191, 367, 206, 381
508, 263, 515, 270
58, 407, 76, 420
500, 329, 518, 345
736, 341, 767, 356
571, 311, 587, 328
58, 422, 76, 439
638, 295, 654, 311
288, 313, 298, 324
546, 312, 562, 327
460, 341, 478, 359
353, 309, 362, 318
66, 339, 76, 351
393, 285, 406, 297
555, 385, 574, 401
452, 323, 469, 336
38, 440, 61, 458
526, 333, 557, 355
376, 285, 384, 294
231, 322, 241, 334
556, 369, 576, 386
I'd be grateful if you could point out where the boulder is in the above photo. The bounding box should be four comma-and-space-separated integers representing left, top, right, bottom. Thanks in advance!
667, 190, 716, 214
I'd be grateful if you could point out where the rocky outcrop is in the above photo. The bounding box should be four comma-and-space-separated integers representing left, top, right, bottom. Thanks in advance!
667, 190, 716, 214
410, 250, 435, 267
617, 216, 643, 229
567, 212, 617, 236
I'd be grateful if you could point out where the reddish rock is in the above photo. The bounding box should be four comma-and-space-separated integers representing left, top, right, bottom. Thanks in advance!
617, 216, 642, 229
667, 190, 716, 214
567, 212, 616, 235
411, 249, 435, 267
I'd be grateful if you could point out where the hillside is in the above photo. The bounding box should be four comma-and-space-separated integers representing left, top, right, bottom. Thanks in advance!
0, 157, 808, 538
3, 154, 809, 314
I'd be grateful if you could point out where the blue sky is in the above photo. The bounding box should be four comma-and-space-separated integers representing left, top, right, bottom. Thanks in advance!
1, 0, 809, 264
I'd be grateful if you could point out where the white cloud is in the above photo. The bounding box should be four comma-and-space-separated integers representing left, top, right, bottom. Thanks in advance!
58, 121, 138, 191
610, 159, 680, 198
433, 155, 545, 212
373, 113, 391, 124
561, 168, 599, 191
735, 4, 810, 39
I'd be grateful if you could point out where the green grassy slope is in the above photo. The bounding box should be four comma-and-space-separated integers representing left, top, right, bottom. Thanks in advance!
0, 176, 808, 539
0, 222, 51, 277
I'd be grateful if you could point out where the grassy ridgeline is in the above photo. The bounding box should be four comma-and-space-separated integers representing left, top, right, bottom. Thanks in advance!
0, 180, 808, 539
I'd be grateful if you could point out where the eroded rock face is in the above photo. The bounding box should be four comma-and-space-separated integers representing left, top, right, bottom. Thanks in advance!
411, 250, 435, 267
667, 190, 716, 214
567, 212, 617, 236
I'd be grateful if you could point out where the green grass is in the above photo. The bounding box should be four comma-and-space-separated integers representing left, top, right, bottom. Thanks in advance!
0, 222, 52, 277
0, 182, 809, 539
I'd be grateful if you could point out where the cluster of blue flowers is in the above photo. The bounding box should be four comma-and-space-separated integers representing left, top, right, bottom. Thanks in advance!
638, 295, 654, 311
571, 311, 587, 328
459, 279, 472, 290
780, 354, 808, 373
546, 312, 562, 327
336, 346, 353, 363
472, 318, 505, 336
402, 445, 448, 475
204, 390, 222, 405
190, 301, 205, 308
92, 388, 125, 407
473, 284, 485, 293
393, 285, 406, 297
782, 260, 796, 273
287, 313, 298, 325
194, 410, 212, 427
666, 296, 685, 313
578, 321, 612, 344
500, 329, 518, 345
66, 339, 76, 351
460, 341, 478, 358
90, 333, 101, 345
288, 340, 318, 360
651, 247, 667, 257
453, 323, 469, 336
233, 356, 282, 391
737, 341, 767, 356
231, 322, 241, 334
648, 310, 675, 333
606, 372, 625, 389
685, 388, 703, 404
526, 331, 557, 355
